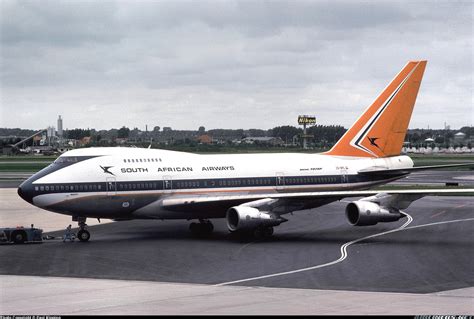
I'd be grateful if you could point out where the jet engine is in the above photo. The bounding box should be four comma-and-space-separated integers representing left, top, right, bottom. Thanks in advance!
345, 201, 403, 226
226, 206, 284, 232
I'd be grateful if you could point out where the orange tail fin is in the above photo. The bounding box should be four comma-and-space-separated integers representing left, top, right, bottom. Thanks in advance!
325, 60, 427, 158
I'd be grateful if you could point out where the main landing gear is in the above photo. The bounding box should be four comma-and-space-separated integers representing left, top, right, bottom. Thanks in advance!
252, 226, 274, 239
189, 219, 214, 237
232, 226, 274, 241
73, 216, 90, 242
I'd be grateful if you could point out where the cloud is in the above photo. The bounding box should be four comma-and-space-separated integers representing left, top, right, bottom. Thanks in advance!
0, 0, 472, 130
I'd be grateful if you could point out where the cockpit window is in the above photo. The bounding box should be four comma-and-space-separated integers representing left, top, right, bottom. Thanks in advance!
54, 157, 78, 164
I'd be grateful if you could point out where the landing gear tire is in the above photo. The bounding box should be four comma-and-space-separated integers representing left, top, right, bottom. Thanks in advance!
253, 227, 264, 239
77, 229, 90, 242
190, 220, 214, 237
189, 222, 199, 234
264, 227, 274, 237
74, 217, 90, 242
253, 226, 274, 239
204, 222, 214, 233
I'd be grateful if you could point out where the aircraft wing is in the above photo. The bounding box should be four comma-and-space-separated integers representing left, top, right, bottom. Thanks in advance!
160, 188, 474, 211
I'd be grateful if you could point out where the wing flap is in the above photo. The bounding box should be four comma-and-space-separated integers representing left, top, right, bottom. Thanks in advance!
161, 188, 474, 209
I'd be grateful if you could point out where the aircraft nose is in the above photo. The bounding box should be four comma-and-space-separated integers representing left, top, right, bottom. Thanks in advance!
17, 185, 23, 198
18, 181, 33, 204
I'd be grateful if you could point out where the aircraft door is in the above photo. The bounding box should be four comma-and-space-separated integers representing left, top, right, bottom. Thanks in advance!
276, 173, 285, 190
340, 168, 348, 184
106, 177, 117, 196
163, 176, 173, 192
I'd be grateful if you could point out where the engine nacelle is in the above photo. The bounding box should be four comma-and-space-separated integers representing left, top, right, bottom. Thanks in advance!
226, 206, 283, 232
345, 201, 403, 226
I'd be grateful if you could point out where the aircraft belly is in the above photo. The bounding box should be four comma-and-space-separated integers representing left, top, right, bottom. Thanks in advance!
132, 198, 236, 220
43, 193, 160, 219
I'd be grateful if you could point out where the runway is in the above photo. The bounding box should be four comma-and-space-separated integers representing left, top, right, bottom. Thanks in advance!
0, 170, 473, 314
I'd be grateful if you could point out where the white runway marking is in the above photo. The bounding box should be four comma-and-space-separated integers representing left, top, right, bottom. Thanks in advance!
453, 175, 474, 180
215, 215, 474, 287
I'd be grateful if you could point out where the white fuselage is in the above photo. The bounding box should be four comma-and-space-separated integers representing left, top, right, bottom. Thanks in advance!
20, 147, 414, 219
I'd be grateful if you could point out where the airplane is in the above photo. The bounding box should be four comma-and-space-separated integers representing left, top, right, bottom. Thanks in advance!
17, 60, 474, 242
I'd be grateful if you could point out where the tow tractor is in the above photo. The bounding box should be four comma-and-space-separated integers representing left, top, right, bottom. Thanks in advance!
0, 226, 43, 244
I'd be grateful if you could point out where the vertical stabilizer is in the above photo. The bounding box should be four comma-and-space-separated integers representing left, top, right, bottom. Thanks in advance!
325, 61, 427, 158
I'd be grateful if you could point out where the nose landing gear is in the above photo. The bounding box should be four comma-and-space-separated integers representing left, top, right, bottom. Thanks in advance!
73, 217, 90, 242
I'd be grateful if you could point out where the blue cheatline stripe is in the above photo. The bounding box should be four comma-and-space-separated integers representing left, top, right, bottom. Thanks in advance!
31, 173, 399, 195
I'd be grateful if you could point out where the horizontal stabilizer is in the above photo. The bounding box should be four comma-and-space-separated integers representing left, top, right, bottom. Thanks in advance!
358, 163, 474, 176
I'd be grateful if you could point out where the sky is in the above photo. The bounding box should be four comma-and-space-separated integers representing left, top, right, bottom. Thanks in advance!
0, 0, 472, 131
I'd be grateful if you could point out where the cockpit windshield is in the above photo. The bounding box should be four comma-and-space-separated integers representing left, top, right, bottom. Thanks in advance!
53, 156, 78, 164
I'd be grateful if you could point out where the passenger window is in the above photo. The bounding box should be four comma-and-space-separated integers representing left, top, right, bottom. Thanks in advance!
45, 186, 49, 191
40, 186, 44, 191
35, 186, 39, 191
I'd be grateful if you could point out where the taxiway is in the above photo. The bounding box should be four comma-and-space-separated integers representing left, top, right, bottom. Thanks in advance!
0, 170, 473, 314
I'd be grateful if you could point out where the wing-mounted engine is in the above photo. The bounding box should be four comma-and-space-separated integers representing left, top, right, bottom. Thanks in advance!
345, 201, 403, 226
226, 206, 285, 231
345, 193, 424, 226
226, 198, 287, 232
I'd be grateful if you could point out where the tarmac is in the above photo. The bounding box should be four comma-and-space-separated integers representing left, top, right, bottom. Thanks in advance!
0, 170, 473, 314
1, 275, 472, 315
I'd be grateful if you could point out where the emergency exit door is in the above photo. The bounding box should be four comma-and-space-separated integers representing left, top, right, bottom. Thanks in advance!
106, 177, 117, 196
